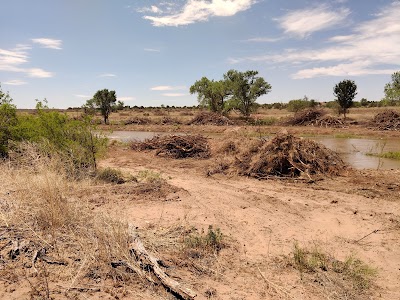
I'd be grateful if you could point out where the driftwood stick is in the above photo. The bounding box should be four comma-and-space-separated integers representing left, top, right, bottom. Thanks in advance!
130, 235, 197, 300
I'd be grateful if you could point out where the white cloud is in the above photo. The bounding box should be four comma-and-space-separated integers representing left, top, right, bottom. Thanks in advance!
277, 5, 350, 38
0, 45, 54, 78
144, 48, 160, 52
27, 68, 53, 78
245, 37, 283, 42
98, 73, 117, 77
151, 85, 186, 91
232, 3, 400, 79
143, 0, 255, 27
74, 94, 91, 98
138, 5, 163, 14
162, 93, 186, 97
118, 96, 135, 101
31, 38, 62, 50
3, 79, 27, 86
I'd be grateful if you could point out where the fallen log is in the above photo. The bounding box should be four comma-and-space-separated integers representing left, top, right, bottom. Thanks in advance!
129, 235, 197, 300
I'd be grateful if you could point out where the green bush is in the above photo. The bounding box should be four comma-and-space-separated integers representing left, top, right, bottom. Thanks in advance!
96, 168, 126, 184
9, 101, 107, 177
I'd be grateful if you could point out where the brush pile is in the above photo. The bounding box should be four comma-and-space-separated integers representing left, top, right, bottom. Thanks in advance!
369, 110, 400, 131
314, 115, 346, 128
131, 134, 210, 159
158, 116, 182, 125
209, 134, 346, 178
123, 117, 152, 125
188, 111, 233, 126
286, 108, 326, 126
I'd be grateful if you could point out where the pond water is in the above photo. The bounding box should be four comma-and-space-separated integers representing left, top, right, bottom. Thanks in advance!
106, 131, 400, 170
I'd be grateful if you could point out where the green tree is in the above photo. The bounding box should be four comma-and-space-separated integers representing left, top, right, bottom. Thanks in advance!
87, 89, 117, 124
190, 77, 228, 113
333, 79, 357, 119
383, 71, 400, 105
224, 70, 271, 117
287, 96, 317, 112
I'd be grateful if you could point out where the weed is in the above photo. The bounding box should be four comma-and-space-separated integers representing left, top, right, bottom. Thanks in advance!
375, 151, 400, 160
136, 169, 163, 183
290, 242, 376, 294
184, 225, 224, 254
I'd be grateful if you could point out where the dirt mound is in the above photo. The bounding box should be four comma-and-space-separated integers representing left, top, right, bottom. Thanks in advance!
286, 108, 326, 126
130, 134, 210, 159
209, 134, 346, 178
369, 110, 400, 131
188, 111, 233, 126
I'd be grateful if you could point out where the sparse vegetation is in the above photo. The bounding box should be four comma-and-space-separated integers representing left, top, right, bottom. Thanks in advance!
184, 225, 225, 254
290, 242, 377, 297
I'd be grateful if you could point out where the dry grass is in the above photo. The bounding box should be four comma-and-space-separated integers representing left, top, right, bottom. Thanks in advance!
286, 242, 377, 299
0, 152, 170, 299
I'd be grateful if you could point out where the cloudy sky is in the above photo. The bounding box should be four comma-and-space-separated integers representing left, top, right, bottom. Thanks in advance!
1, 0, 400, 108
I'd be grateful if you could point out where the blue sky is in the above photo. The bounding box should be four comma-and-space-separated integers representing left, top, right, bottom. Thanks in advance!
1, 0, 400, 108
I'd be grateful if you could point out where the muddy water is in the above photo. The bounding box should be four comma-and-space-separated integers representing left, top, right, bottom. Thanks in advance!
107, 131, 400, 170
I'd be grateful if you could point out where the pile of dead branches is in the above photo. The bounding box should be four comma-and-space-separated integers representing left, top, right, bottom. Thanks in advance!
188, 111, 233, 126
314, 115, 346, 128
369, 110, 400, 131
158, 116, 182, 125
131, 134, 210, 159
237, 134, 346, 178
285, 108, 326, 126
123, 117, 152, 125
208, 134, 346, 179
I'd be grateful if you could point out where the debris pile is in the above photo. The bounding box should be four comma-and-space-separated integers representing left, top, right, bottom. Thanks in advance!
209, 134, 346, 178
369, 110, 400, 131
314, 115, 346, 128
131, 134, 210, 159
188, 112, 233, 126
286, 108, 326, 126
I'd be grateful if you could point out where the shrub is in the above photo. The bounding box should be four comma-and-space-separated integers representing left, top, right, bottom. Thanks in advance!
184, 225, 224, 253
96, 167, 126, 184
10, 102, 107, 177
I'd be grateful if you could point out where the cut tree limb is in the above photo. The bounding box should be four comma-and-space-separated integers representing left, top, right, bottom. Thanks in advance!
129, 235, 197, 300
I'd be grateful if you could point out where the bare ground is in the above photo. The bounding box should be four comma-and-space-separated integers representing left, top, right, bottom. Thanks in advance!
95, 145, 400, 300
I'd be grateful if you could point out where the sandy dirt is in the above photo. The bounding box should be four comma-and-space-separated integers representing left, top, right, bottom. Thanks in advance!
96, 144, 400, 300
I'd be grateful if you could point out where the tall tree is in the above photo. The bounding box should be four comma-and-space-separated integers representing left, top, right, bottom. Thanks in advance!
333, 79, 357, 119
190, 77, 228, 113
383, 71, 400, 105
224, 70, 271, 117
88, 89, 117, 124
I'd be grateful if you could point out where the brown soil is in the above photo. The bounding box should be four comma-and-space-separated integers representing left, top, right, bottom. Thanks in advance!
94, 144, 400, 299
1, 135, 399, 299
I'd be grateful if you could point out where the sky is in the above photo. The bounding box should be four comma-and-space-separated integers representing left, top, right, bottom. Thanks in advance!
1, 0, 400, 108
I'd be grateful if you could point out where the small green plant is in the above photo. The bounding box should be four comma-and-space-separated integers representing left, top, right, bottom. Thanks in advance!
290, 242, 376, 292
184, 225, 224, 253
96, 167, 126, 184
136, 169, 163, 183
369, 151, 400, 160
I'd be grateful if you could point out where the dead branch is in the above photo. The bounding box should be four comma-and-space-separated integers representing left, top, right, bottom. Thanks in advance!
129, 235, 197, 300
